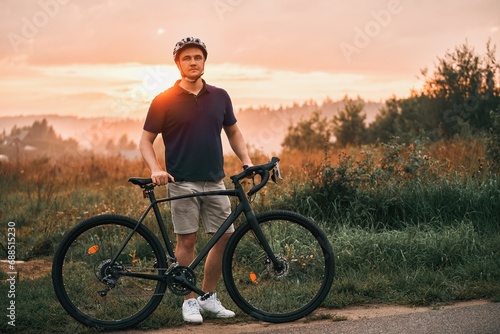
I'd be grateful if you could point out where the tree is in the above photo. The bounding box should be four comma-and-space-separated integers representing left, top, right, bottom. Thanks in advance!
2, 119, 79, 159
118, 134, 137, 150
421, 40, 500, 136
332, 97, 367, 147
397, 93, 446, 141
368, 40, 500, 142
27, 119, 58, 141
281, 110, 332, 152
367, 97, 401, 143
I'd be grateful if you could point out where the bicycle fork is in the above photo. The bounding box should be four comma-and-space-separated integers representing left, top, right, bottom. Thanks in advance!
243, 205, 285, 273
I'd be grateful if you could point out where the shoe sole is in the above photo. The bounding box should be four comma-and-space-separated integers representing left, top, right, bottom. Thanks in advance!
183, 318, 203, 324
214, 314, 235, 318
199, 310, 235, 318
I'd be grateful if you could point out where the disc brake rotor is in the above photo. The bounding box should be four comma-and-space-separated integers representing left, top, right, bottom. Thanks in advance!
267, 254, 290, 279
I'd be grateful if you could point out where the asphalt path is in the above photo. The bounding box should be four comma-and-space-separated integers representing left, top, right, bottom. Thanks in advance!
246, 302, 500, 334
127, 300, 500, 334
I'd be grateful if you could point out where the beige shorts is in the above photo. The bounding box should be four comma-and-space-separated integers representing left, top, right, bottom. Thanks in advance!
167, 180, 234, 235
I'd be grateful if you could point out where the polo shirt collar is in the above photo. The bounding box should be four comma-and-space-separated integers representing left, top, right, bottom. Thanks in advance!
174, 79, 211, 95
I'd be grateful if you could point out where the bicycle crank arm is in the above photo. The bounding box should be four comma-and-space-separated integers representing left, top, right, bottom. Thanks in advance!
172, 274, 206, 297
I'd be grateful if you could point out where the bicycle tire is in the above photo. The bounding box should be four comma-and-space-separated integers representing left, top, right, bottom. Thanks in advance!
52, 214, 167, 330
223, 210, 334, 323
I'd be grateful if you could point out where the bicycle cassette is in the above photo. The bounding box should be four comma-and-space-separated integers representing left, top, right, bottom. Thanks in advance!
94, 259, 124, 282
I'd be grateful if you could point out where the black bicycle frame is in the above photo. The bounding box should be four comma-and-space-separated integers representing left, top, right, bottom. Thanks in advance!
112, 180, 283, 294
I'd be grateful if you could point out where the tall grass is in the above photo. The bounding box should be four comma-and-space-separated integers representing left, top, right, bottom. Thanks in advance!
273, 137, 499, 233
0, 154, 151, 259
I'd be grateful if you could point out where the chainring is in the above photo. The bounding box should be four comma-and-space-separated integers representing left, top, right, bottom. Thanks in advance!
166, 266, 197, 296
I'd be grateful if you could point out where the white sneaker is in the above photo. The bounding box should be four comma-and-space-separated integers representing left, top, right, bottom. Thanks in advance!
182, 298, 203, 324
197, 293, 235, 318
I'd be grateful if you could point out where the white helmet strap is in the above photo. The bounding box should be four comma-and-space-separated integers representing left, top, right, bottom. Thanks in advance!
179, 67, 204, 83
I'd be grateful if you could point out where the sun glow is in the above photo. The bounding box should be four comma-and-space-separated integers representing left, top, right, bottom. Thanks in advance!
0, 61, 421, 118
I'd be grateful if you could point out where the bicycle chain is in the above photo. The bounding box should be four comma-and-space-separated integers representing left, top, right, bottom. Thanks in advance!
94, 264, 197, 297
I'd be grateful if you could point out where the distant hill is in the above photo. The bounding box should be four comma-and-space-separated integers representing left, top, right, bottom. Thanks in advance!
0, 115, 144, 144
0, 115, 144, 161
0, 98, 383, 157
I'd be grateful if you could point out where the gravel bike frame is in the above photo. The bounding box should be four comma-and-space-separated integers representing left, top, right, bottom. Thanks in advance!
112, 158, 283, 299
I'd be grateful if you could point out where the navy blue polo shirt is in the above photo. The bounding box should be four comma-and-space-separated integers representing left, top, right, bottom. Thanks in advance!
143, 80, 237, 181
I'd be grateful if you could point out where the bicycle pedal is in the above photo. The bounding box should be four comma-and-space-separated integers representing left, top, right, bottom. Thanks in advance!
199, 292, 213, 301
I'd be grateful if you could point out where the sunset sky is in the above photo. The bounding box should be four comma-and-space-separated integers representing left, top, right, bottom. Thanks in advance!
1, 0, 499, 119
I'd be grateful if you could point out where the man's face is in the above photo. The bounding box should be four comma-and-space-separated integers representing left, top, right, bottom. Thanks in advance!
176, 46, 205, 80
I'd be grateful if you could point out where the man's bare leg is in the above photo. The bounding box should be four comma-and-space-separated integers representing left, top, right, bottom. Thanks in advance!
176, 232, 197, 300
202, 233, 232, 293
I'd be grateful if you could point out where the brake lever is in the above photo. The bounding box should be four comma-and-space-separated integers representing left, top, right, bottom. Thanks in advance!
271, 162, 283, 183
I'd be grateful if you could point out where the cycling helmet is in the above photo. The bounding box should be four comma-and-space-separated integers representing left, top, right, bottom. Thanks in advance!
173, 37, 208, 61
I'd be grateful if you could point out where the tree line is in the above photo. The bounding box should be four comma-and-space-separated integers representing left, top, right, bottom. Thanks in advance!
0, 118, 137, 160
282, 40, 500, 156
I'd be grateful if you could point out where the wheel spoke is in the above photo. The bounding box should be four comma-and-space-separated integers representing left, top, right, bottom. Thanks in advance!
224, 211, 334, 323
52, 215, 167, 329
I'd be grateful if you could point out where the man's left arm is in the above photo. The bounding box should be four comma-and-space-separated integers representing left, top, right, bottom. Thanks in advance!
224, 123, 253, 167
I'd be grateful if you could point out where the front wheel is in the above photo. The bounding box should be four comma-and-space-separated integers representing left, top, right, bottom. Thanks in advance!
52, 214, 167, 330
223, 210, 335, 323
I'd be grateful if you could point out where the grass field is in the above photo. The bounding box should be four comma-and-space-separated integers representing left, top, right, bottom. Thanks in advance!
1, 137, 499, 333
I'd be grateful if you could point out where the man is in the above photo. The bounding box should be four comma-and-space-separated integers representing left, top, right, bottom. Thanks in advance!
139, 37, 253, 324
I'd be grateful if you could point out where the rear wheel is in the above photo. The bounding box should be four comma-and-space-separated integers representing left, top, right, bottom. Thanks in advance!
52, 214, 167, 330
223, 210, 334, 323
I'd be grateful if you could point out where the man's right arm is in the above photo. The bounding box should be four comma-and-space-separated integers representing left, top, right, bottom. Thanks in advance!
139, 130, 174, 185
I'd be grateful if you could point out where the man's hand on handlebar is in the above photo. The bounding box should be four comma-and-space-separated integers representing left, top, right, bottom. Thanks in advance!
243, 164, 256, 179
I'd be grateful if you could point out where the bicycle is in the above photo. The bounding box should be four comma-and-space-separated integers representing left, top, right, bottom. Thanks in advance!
52, 157, 335, 330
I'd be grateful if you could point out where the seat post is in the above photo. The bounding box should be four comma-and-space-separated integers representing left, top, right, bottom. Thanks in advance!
143, 185, 156, 202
